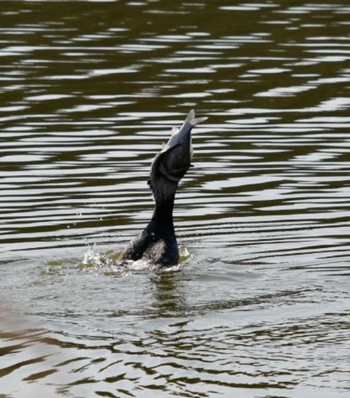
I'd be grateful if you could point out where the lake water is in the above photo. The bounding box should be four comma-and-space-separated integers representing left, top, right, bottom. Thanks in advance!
1, 1, 350, 397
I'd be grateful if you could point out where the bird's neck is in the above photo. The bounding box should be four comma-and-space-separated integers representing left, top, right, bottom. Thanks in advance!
149, 191, 176, 235
154, 192, 175, 222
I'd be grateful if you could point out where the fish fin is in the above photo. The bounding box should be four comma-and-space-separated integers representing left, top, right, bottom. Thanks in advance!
185, 109, 208, 126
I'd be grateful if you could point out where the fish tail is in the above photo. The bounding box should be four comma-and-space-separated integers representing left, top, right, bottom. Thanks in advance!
185, 109, 208, 126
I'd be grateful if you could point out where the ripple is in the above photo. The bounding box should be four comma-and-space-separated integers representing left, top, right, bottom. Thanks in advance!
1, 1, 350, 397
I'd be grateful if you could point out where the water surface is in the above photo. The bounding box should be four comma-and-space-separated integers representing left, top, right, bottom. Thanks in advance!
1, 1, 350, 397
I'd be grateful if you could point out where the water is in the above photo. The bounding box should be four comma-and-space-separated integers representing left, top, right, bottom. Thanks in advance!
1, 1, 350, 397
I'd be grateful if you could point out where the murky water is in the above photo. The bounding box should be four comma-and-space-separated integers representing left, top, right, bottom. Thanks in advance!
1, 1, 350, 397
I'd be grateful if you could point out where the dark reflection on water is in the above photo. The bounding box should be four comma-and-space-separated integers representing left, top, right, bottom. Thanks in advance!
1, 1, 350, 397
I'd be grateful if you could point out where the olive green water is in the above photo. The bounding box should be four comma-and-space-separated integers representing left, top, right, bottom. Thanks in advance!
1, 1, 350, 397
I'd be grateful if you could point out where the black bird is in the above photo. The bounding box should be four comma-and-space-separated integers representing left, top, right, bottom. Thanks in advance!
119, 109, 207, 267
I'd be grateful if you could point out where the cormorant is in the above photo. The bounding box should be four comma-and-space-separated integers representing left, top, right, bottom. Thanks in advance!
119, 109, 207, 267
